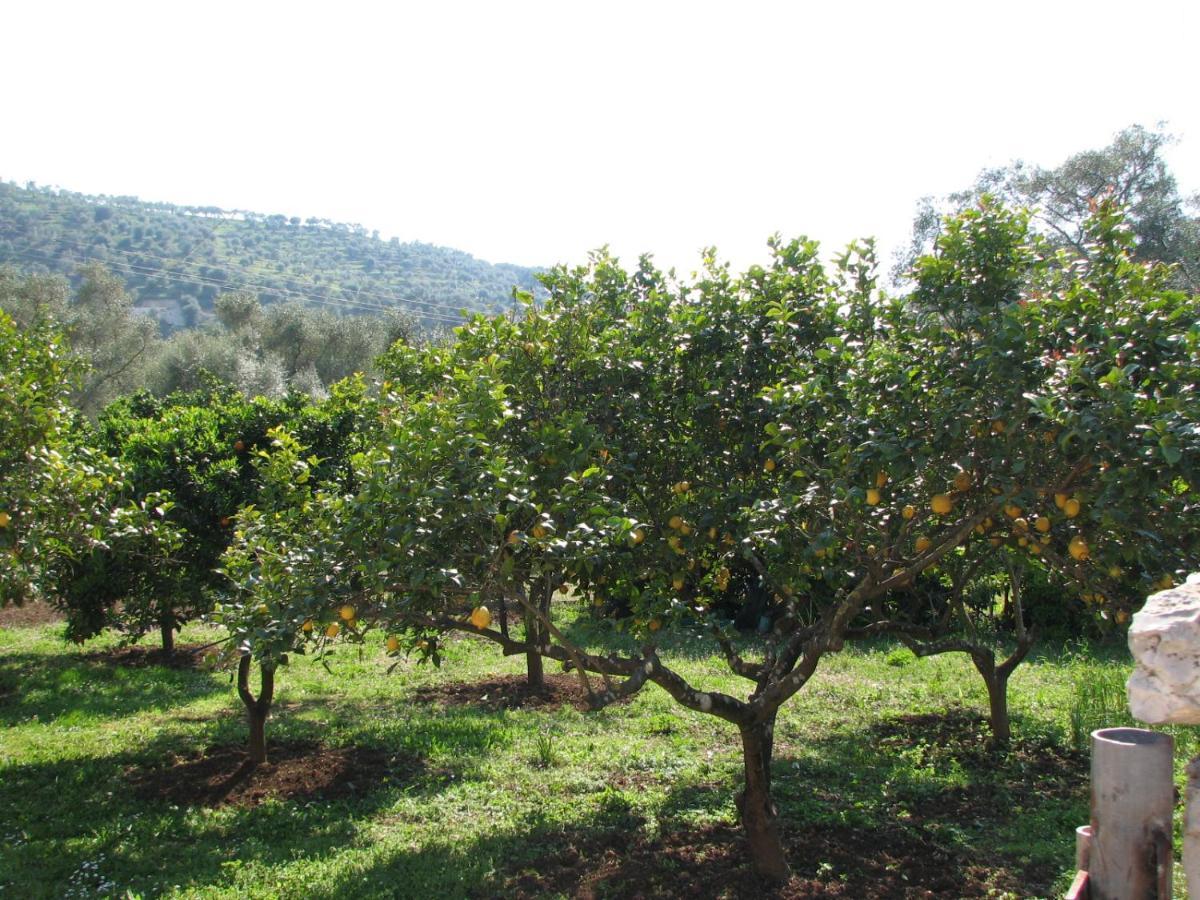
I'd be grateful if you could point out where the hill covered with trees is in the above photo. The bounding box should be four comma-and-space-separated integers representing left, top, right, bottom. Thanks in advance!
0, 181, 542, 331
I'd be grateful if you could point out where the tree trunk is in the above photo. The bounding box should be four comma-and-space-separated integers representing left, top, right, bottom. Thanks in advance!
983, 667, 1011, 746
738, 715, 790, 882
498, 595, 510, 641
525, 617, 545, 689
525, 578, 554, 689
237, 656, 276, 765
159, 609, 175, 655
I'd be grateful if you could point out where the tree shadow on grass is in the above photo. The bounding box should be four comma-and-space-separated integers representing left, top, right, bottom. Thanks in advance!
300, 764, 1043, 900
0, 650, 226, 727
0, 707, 512, 899
767, 706, 1085, 892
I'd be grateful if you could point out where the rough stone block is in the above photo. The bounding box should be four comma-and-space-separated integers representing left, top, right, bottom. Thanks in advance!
1128, 578, 1200, 725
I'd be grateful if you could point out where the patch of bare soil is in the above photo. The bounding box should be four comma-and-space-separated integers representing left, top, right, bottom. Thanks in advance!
126, 740, 423, 808
0, 601, 64, 628
495, 820, 1039, 899
83, 643, 213, 670
413, 674, 633, 713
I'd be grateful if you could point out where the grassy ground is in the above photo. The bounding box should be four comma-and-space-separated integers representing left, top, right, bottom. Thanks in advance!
0, 604, 1188, 899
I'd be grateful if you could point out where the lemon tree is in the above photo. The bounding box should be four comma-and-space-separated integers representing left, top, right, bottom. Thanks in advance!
59, 378, 379, 655
225, 201, 1197, 880
841, 199, 1199, 743
0, 309, 180, 613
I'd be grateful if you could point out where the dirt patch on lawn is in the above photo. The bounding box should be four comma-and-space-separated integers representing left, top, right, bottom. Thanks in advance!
84, 643, 214, 670
126, 740, 423, 808
0, 601, 63, 628
494, 819, 1039, 899
413, 673, 634, 713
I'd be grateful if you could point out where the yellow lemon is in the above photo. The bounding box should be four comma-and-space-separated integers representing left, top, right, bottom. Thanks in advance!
325, 622, 341, 638
875, 471, 889, 489
902, 505, 916, 520
1068, 536, 1089, 561
339, 605, 356, 622
952, 471, 972, 492
1063, 498, 1081, 518
866, 488, 881, 506
630, 528, 645, 545
931, 494, 953, 515
386, 635, 400, 653
914, 536, 932, 554
1054, 492, 1068, 509
469, 606, 492, 629
1035, 516, 1051, 533
763, 458, 776, 473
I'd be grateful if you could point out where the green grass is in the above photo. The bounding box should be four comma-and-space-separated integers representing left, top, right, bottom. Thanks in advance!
0, 610, 1180, 898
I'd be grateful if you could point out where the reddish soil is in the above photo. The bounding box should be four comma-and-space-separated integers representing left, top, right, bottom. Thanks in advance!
413, 673, 634, 712
84, 643, 214, 670
494, 819, 1034, 899
0, 601, 63, 628
126, 740, 423, 808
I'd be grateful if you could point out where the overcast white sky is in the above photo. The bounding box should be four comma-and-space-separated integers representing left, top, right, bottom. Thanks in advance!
3, 0, 1197, 274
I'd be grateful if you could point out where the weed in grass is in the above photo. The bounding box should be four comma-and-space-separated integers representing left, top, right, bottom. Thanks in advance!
533, 729, 557, 768
885, 647, 915, 668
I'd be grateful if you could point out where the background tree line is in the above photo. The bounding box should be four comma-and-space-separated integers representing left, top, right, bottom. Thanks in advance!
0, 266, 425, 415
0, 180, 543, 332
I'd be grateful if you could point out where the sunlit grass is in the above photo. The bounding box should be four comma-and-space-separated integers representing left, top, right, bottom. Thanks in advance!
0, 607, 1163, 898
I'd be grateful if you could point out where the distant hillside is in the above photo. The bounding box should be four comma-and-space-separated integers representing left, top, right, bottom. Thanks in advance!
0, 180, 542, 330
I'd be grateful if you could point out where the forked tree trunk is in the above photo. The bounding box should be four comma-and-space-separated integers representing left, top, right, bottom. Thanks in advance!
971, 563, 1036, 747
738, 713, 790, 882
237, 655, 276, 764
159, 609, 175, 655
970, 632, 1034, 748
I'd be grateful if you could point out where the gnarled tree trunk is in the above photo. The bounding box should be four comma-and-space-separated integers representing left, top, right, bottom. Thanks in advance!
237, 655, 276, 765
738, 712, 789, 882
